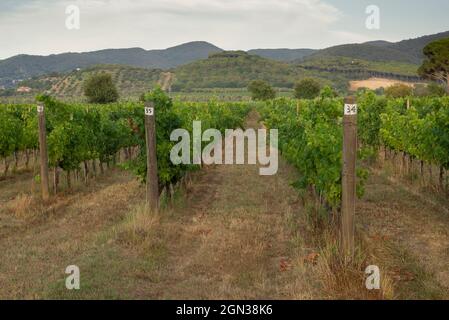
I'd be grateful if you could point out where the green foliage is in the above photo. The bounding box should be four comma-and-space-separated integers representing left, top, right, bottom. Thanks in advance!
83, 73, 119, 104
0, 91, 249, 189
380, 98, 449, 169
319, 86, 338, 99
34, 95, 132, 171
384, 84, 413, 98
259, 98, 367, 209
0, 106, 24, 158
419, 38, 449, 78
128, 89, 251, 188
419, 38, 449, 94
172, 51, 316, 90
294, 78, 321, 99
128, 88, 184, 187
357, 91, 387, 148
247, 80, 276, 101
358, 92, 449, 170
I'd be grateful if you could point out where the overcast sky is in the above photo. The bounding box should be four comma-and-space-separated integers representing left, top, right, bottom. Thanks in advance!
1, 0, 448, 59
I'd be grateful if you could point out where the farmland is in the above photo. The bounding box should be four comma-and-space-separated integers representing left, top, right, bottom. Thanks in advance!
1, 89, 448, 299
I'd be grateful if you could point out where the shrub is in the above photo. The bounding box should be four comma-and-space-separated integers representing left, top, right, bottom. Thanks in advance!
294, 78, 321, 99
83, 73, 119, 104
247, 80, 276, 101
384, 84, 413, 98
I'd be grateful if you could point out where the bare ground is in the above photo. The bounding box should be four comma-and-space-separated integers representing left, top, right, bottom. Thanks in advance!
349, 78, 417, 91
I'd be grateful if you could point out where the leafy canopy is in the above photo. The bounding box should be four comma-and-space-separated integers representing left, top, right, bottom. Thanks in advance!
384, 84, 413, 98
418, 38, 449, 92
247, 80, 276, 101
294, 78, 321, 99
83, 73, 119, 104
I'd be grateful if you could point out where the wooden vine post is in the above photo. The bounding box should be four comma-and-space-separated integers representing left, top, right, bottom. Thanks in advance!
37, 103, 50, 201
144, 101, 159, 211
341, 96, 358, 257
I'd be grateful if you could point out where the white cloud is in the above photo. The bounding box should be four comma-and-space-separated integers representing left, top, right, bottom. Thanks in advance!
0, 0, 362, 59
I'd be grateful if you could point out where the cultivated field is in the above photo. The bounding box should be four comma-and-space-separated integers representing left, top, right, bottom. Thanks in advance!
1, 94, 448, 299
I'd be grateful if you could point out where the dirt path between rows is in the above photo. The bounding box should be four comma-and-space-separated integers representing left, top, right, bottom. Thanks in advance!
123, 112, 321, 299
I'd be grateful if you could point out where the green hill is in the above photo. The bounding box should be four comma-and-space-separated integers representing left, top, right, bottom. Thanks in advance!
171, 51, 320, 91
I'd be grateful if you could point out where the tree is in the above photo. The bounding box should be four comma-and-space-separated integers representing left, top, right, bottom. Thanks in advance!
247, 80, 276, 101
83, 73, 119, 104
294, 78, 321, 99
418, 38, 449, 94
384, 84, 413, 98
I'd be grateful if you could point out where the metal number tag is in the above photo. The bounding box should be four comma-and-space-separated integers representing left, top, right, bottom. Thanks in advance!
145, 107, 154, 116
37, 105, 44, 113
344, 104, 357, 115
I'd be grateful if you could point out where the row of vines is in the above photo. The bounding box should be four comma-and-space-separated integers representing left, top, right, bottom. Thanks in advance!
259, 97, 368, 212
259, 93, 449, 213
358, 92, 449, 188
0, 88, 251, 192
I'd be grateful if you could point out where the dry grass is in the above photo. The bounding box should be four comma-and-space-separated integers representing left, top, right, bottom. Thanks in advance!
298, 158, 449, 300
292, 193, 396, 300
313, 230, 395, 300
6, 193, 35, 218
113, 205, 161, 249
355, 160, 449, 299
0, 168, 143, 299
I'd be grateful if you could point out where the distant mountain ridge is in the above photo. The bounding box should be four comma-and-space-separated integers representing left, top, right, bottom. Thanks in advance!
0, 41, 223, 87
308, 31, 449, 64
1, 31, 448, 88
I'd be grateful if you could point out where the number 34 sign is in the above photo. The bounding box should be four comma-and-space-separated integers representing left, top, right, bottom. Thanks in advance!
344, 104, 358, 116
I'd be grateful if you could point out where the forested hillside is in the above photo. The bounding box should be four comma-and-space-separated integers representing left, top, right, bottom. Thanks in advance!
310, 31, 449, 64
247, 48, 317, 62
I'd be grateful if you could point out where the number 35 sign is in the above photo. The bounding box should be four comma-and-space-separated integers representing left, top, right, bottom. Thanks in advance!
145, 107, 154, 116
344, 104, 358, 116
